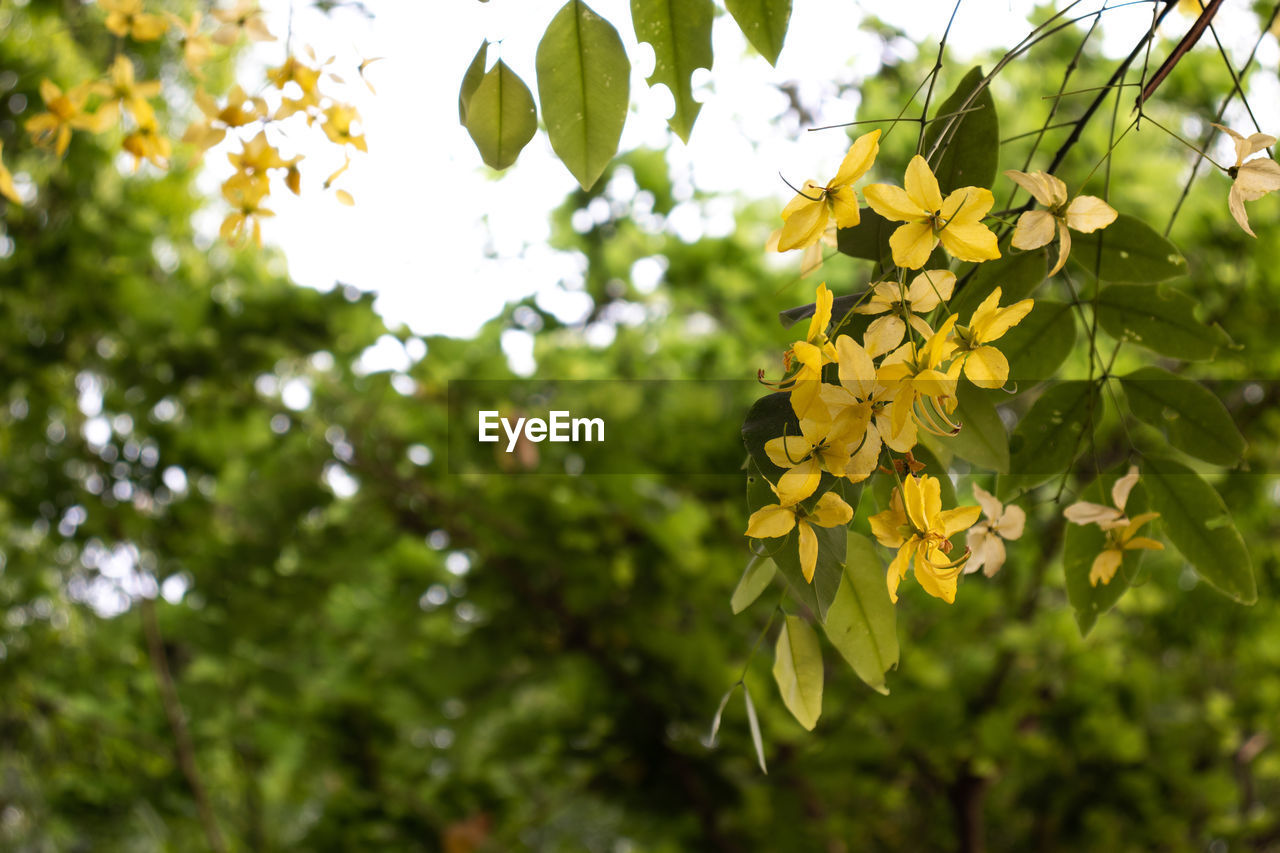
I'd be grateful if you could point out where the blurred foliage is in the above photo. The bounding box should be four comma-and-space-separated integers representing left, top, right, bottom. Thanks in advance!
2, 2, 1280, 852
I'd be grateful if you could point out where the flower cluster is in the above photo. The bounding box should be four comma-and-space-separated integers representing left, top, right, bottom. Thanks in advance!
18, 0, 376, 246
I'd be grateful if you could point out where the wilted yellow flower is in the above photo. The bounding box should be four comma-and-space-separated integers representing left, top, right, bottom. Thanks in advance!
864, 155, 1000, 269
947, 286, 1033, 389
1063, 465, 1164, 586
212, 0, 275, 45
869, 474, 981, 603
220, 175, 274, 247
776, 129, 880, 253
100, 0, 167, 41
746, 487, 854, 583
26, 80, 99, 157
0, 142, 22, 205
964, 484, 1025, 577
1006, 169, 1116, 275
1213, 123, 1280, 238
855, 269, 955, 357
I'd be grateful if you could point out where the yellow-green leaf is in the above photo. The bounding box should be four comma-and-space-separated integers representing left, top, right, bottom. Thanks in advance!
724, 0, 791, 66
772, 614, 823, 730
730, 554, 777, 614
465, 60, 538, 170
1121, 367, 1245, 466
536, 0, 631, 189
630, 0, 713, 143
923, 66, 1000, 193
458, 40, 489, 125
822, 534, 898, 694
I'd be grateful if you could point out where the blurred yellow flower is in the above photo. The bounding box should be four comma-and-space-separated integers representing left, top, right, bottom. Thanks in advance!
321, 105, 368, 152
864, 155, 1000, 269
1006, 169, 1116, 275
100, 0, 167, 41
26, 80, 99, 157
212, 0, 275, 45
93, 55, 163, 128
776, 129, 880, 253
220, 175, 274, 247
168, 12, 215, 72
0, 142, 22, 205
122, 113, 171, 168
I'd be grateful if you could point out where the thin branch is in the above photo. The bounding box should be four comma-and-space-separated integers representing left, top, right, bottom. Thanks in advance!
1136, 0, 1226, 109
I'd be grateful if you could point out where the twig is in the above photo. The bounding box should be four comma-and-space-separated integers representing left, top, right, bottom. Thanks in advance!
1136, 0, 1225, 109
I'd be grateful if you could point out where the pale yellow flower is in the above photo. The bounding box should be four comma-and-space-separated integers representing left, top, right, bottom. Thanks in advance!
1063, 466, 1164, 587
964, 485, 1025, 577
1212, 123, 1280, 238
854, 269, 955, 357
1006, 169, 1116, 275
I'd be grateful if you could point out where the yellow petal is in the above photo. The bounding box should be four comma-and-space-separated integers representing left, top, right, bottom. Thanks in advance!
1112, 466, 1140, 512
907, 269, 956, 312
1003, 169, 1066, 207
1089, 549, 1123, 587
809, 491, 854, 527
904, 155, 943, 214
889, 221, 937, 270
765, 435, 814, 470
836, 334, 877, 396
863, 315, 906, 359
939, 186, 994, 225
863, 182, 924, 222
1121, 510, 1161, 542
1064, 195, 1118, 233
808, 282, 833, 343
903, 475, 935, 531
869, 502, 907, 549
1047, 220, 1071, 277
832, 128, 881, 186
776, 457, 823, 505
828, 185, 861, 229
885, 540, 916, 603
798, 520, 819, 582
938, 504, 982, 537
777, 197, 828, 251
845, 421, 881, 482
913, 555, 959, 603
781, 180, 822, 218
939, 221, 1000, 263
1011, 209, 1055, 250
747, 504, 798, 539
1124, 536, 1164, 552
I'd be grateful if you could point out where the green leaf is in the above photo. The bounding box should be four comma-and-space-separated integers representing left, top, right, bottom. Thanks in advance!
822, 534, 898, 694
949, 248, 1047, 323
995, 300, 1077, 391
1142, 455, 1256, 604
730, 555, 777, 614
704, 684, 737, 746
923, 66, 1000, 194
724, 0, 791, 66
464, 61, 538, 171
1064, 470, 1151, 635
458, 40, 489, 125
772, 614, 823, 730
1095, 283, 1233, 361
998, 381, 1099, 499
742, 685, 767, 773
1121, 367, 1245, 466
1070, 213, 1186, 282
536, 0, 631, 189
836, 208, 895, 266
746, 462, 848, 624
630, 0, 713, 143
936, 382, 1009, 473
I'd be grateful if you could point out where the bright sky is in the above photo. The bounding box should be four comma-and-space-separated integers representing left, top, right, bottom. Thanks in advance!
226, 0, 1275, 351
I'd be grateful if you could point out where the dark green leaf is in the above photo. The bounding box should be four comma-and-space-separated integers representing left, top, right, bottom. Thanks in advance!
724, 0, 791, 65
1095, 283, 1233, 361
1121, 367, 1245, 466
464, 61, 538, 170
730, 554, 777, 614
822, 533, 898, 694
936, 382, 1009, 473
996, 300, 1077, 391
998, 381, 1099, 499
1142, 456, 1256, 603
949, 248, 1047, 321
630, 0, 713, 143
836, 208, 895, 265
772, 614, 823, 730
1071, 213, 1186, 282
536, 0, 631, 189
923, 66, 1000, 193
458, 39, 489, 125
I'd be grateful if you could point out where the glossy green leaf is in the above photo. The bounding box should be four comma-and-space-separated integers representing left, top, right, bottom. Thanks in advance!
742, 684, 767, 773
836, 208, 895, 265
937, 382, 1009, 473
536, 0, 631, 189
724, 0, 791, 66
1095, 283, 1233, 361
1121, 367, 1245, 466
1064, 470, 1152, 635
458, 40, 489, 125
1142, 455, 1256, 604
772, 614, 823, 730
998, 381, 1099, 499
630, 0, 713, 143
822, 534, 898, 694
730, 554, 777, 614
923, 66, 1000, 193
995, 299, 1077, 391
1070, 213, 1186, 282
464, 61, 538, 171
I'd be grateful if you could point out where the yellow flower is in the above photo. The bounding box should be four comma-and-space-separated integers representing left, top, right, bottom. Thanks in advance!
0, 142, 22, 206
964, 484, 1025, 577
212, 0, 275, 45
764, 405, 869, 504
776, 129, 881, 253
779, 282, 839, 422
1212, 123, 1280, 238
122, 112, 171, 168
269, 56, 323, 96
168, 12, 215, 72
863, 155, 1000, 269
93, 55, 163, 128
1177, 0, 1203, 13
854, 269, 955, 357
746, 488, 854, 583
100, 0, 167, 41
184, 86, 265, 154
321, 104, 368, 152
1006, 169, 1117, 276
220, 175, 275, 247
876, 314, 961, 439
822, 333, 916, 481
26, 80, 100, 156
947, 286, 1033, 389
228, 131, 289, 180
869, 474, 981, 603
1063, 465, 1164, 586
